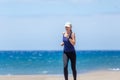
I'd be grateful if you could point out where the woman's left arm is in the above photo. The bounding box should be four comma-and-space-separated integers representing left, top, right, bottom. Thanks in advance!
69, 33, 76, 46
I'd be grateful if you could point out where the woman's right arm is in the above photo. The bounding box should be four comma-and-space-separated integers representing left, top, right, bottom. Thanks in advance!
60, 32, 65, 46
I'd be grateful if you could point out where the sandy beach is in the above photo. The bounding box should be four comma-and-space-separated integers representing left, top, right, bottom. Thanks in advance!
0, 70, 120, 80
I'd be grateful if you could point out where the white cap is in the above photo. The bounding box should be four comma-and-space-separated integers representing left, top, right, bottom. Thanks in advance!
64, 22, 72, 27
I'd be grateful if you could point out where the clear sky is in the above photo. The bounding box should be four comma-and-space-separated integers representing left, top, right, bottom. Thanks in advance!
0, 0, 120, 50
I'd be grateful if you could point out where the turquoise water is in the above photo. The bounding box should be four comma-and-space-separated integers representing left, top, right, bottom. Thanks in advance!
0, 50, 120, 75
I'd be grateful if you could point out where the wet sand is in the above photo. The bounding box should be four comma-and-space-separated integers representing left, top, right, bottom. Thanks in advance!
0, 70, 120, 80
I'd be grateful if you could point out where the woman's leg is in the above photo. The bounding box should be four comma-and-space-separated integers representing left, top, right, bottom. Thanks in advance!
63, 53, 69, 80
69, 52, 77, 80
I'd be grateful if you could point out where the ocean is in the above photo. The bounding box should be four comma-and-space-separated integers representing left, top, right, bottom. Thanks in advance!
0, 50, 120, 75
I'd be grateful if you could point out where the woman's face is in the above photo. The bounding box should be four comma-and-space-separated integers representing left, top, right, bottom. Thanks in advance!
65, 26, 71, 32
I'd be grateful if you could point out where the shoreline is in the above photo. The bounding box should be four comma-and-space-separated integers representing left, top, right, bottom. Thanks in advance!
0, 70, 120, 80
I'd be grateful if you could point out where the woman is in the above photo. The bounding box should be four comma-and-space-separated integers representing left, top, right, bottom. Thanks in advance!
61, 22, 77, 80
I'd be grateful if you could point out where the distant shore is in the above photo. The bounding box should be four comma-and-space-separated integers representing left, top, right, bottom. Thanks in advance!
0, 70, 120, 80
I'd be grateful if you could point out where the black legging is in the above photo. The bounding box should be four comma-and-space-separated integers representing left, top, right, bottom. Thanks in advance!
63, 51, 77, 80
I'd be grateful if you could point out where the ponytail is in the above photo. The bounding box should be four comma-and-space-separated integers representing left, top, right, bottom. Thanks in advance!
70, 24, 72, 33
70, 29, 72, 33
69, 24, 72, 39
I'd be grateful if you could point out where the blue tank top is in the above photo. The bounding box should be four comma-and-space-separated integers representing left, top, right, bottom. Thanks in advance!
63, 32, 75, 52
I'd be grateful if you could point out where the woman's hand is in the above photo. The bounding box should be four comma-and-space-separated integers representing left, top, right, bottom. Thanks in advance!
61, 42, 64, 46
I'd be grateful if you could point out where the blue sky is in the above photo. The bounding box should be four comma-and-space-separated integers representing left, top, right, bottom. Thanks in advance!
0, 0, 120, 50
